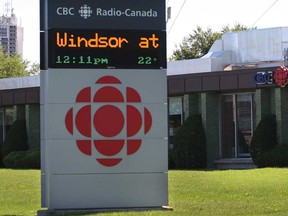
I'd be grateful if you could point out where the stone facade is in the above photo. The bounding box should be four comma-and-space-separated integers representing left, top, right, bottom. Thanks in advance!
200, 93, 220, 168
181, 92, 220, 168
274, 88, 288, 145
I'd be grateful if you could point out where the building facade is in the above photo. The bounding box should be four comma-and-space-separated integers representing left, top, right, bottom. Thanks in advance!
0, 12, 23, 56
1, 27, 288, 169
167, 27, 288, 168
0, 76, 39, 150
168, 66, 288, 168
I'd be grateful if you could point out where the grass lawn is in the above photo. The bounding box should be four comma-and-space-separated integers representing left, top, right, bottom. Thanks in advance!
0, 168, 288, 216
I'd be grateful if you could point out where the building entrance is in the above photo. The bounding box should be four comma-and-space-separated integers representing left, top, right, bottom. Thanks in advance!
221, 94, 255, 158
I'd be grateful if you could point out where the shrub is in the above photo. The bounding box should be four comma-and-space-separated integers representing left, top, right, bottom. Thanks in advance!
168, 148, 176, 169
249, 114, 277, 162
3, 149, 40, 169
0, 139, 3, 167
255, 144, 288, 168
173, 115, 206, 169
1, 120, 28, 161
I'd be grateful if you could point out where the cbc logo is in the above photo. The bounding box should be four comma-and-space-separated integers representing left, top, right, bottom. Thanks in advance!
57, 7, 75, 15
57, 4, 93, 19
65, 76, 153, 167
254, 66, 288, 87
254, 71, 274, 85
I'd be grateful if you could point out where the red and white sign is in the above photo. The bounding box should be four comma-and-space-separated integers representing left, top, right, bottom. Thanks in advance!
41, 69, 168, 209
64, 75, 153, 167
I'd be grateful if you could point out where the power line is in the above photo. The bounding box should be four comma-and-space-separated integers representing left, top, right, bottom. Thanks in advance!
250, 0, 279, 28
168, 0, 187, 34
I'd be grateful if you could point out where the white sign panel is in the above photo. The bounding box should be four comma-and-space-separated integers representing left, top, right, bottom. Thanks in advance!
41, 69, 168, 209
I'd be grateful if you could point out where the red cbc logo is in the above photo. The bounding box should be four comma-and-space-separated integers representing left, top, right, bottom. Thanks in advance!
65, 76, 152, 167
274, 66, 288, 87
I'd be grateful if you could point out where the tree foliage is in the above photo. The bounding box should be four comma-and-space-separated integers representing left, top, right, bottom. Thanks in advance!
24, 60, 40, 76
0, 47, 39, 78
170, 23, 253, 61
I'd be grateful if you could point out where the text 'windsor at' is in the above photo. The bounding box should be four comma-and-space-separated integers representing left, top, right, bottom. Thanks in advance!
56, 32, 160, 49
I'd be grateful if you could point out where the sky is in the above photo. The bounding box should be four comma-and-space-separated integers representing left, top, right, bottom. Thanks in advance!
1, 0, 288, 63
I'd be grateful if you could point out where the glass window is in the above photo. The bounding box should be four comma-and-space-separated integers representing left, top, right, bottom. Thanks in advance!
169, 97, 183, 115
220, 93, 255, 158
168, 97, 183, 149
221, 95, 236, 158
236, 94, 253, 158
0, 107, 15, 142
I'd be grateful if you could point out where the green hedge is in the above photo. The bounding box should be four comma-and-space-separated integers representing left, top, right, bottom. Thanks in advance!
168, 148, 176, 169
249, 115, 277, 161
254, 145, 288, 168
249, 114, 288, 167
3, 150, 40, 169
0, 140, 3, 167
173, 115, 206, 169
1, 120, 28, 161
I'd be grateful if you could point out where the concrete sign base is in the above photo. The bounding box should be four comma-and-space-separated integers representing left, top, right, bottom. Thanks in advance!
37, 206, 173, 216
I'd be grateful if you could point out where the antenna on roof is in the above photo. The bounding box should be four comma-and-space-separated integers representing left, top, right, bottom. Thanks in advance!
4, 0, 12, 17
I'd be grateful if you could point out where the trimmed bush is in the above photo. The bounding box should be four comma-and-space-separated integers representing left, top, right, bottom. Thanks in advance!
0, 140, 3, 167
255, 144, 288, 168
249, 114, 277, 161
3, 150, 40, 169
173, 115, 206, 169
168, 148, 176, 169
1, 120, 28, 161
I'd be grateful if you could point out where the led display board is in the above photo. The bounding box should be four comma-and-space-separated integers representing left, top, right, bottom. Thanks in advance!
48, 29, 166, 69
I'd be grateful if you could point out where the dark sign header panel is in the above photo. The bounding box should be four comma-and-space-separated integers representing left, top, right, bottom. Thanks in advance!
47, 0, 165, 30
48, 29, 167, 69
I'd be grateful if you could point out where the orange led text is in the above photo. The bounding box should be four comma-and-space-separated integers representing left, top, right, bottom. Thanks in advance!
56, 32, 160, 49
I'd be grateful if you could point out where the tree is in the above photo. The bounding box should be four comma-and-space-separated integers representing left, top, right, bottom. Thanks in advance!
171, 26, 221, 60
170, 23, 253, 61
0, 47, 39, 78
220, 23, 252, 34
24, 60, 40, 76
